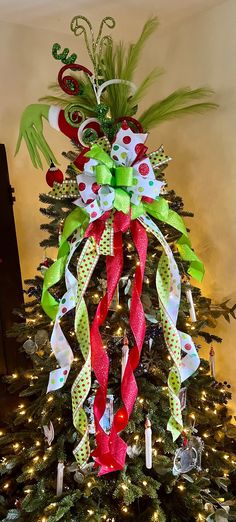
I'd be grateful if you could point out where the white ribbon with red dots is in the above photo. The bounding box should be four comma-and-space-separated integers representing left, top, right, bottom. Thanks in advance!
139, 215, 200, 440
47, 232, 82, 392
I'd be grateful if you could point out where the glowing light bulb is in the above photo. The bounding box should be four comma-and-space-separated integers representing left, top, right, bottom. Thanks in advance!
87, 481, 92, 488
3, 482, 9, 489
177, 484, 185, 491
121, 484, 128, 490
87, 510, 94, 515
142, 481, 147, 486
122, 507, 128, 513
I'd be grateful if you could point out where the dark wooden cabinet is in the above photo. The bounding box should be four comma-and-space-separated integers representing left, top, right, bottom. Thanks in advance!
0, 144, 24, 376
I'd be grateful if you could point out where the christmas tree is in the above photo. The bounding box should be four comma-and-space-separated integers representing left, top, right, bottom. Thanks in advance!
1, 15, 236, 522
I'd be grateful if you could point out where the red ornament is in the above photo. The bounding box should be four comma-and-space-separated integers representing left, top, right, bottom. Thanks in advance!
46, 163, 64, 187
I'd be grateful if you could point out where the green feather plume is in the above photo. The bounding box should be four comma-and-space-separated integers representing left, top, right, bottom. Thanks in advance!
139, 87, 218, 129
42, 17, 218, 131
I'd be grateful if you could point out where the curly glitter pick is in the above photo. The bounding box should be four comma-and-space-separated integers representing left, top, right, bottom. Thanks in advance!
52, 43, 77, 65
70, 15, 115, 83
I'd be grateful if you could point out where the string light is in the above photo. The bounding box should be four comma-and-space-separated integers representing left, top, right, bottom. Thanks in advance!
13, 443, 20, 450
87, 510, 94, 515
134, 435, 139, 441
47, 396, 53, 403
3, 482, 9, 489
177, 484, 185, 491
19, 410, 26, 416
139, 398, 144, 404
142, 481, 147, 486
87, 481, 92, 488
121, 484, 128, 490
12, 373, 18, 379
36, 441, 41, 447
122, 507, 128, 513
0, 431, 4, 436
28, 467, 34, 474
224, 454, 229, 460
28, 417, 32, 423
153, 512, 159, 521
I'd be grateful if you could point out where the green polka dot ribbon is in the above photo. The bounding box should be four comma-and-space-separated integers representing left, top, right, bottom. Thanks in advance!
71, 220, 114, 466
139, 215, 199, 441
72, 237, 100, 466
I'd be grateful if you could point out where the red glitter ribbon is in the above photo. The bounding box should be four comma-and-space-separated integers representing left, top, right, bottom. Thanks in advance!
90, 218, 147, 475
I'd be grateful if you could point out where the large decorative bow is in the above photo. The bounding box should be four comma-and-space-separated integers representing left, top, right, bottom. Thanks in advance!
75, 124, 163, 221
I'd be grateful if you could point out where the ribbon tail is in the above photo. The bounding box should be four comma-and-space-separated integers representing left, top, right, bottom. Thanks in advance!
72, 236, 100, 467
41, 207, 89, 320
102, 220, 147, 475
91, 228, 123, 474
139, 215, 185, 441
47, 233, 83, 392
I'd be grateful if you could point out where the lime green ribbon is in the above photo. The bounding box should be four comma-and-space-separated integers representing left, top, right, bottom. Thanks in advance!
143, 199, 204, 282
86, 144, 134, 215
41, 207, 89, 320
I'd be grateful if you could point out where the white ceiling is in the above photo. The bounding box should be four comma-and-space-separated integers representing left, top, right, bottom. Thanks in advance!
0, 0, 226, 34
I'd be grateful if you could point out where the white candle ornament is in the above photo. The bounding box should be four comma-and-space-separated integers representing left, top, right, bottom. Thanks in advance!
145, 417, 152, 469
121, 335, 129, 380
185, 281, 197, 323
209, 346, 216, 378
56, 461, 64, 496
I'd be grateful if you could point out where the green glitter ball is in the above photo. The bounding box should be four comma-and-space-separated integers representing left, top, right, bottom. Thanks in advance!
96, 104, 109, 119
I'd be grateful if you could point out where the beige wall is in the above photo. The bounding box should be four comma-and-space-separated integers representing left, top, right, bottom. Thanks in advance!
0, 1, 235, 409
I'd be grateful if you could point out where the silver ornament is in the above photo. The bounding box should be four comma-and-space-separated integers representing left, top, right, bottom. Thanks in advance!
23, 339, 37, 354
35, 329, 49, 348
74, 470, 84, 484
127, 444, 142, 458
